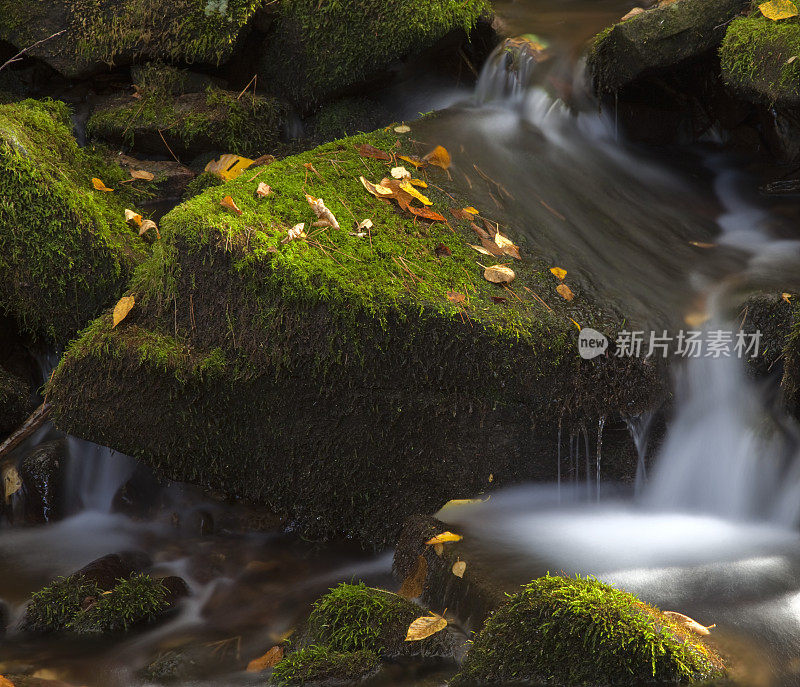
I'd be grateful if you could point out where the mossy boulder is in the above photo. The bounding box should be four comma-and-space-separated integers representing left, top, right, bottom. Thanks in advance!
46, 127, 660, 546
451, 575, 727, 685
720, 15, 800, 106
271, 646, 380, 687
88, 87, 287, 160
22, 575, 104, 634
306, 97, 392, 143
0, 0, 264, 79
257, 0, 491, 108
0, 365, 32, 435
588, 0, 749, 94
302, 582, 451, 658
0, 99, 147, 344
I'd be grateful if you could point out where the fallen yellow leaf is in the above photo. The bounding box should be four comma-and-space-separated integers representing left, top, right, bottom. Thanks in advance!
452, 560, 466, 578
3, 465, 21, 503
124, 209, 142, 227
494, 232, 521, 259
205, 154, 255, 181
663, 611, 716, 636
405, 612, 447, 641
556, 283, 574, 301
220, 195, 243, 216
247, 646, 284, 672
759, 0, 798, 20
92, 177, 113, 192
782, 292, 792, 303
409, 178, 428, 188
112, 295, 135, 328
424, 145, 451, 170
399, 181, 433, 206
397, 154, 425, 169
463, 207, 479, 215
484, 264, 515, 284
550, 267, 567, 280
426, 531, 463, 545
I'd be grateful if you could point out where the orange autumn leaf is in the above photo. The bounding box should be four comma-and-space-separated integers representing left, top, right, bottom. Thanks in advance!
556, 283, 574, 301
247, 646, 284, 672
355, 143, 392, 161
424, 145, 451, 170
782, 292, 793, 303
447, 291, 466, 304
397, 154, 425, 169
550, 267, 567, 280
92, 177, 113, 192
426, 531, 463, 545
0, 676, 15, 687
220, 195, 243, 216
112, 295, 135, 328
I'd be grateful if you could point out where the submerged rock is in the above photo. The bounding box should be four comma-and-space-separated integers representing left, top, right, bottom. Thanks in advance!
18, 439, 66, 523
451, 575, 727, 685
587, 0, 749, 94
0, 99, 147, 344
270, 646, 380, 687
47, 127, 660, 546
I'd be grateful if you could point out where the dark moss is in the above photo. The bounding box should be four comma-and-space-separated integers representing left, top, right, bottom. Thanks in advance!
22, 575, 102, 634
87, 87, 287, 159
69, 573, 169, 635
720, 16, 800, 105
0, 365, 32, 434
271, 646, 380, 687
182, 171, 226, 200
307, 98, 392, 143
259, 0, 490, 107
0, 98, 147, 343
452, 575, 727, 686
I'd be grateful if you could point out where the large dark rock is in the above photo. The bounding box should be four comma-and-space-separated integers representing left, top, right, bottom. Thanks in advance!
587, 0, 749, 94
19, 439, 67, 523
73, 551, 153, 590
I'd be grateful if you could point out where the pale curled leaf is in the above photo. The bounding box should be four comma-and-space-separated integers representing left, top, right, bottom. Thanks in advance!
3, 465, 21, 503
556, 283, 574, 301
484, 265, 515, 284
130, 169, 155, 181
663, 611, 716, 636
494, 232, 521, 259
306, 194, 340, 230
112, 295, 135, 328
452, 560, 466, 578
394, 124, 411, 134
405, 612, 447, 641
255, 182, 272, 198
282, 223, 307, 243
138, 219, 159, 239
125, 209, 142, 227
391, 166, 411, 179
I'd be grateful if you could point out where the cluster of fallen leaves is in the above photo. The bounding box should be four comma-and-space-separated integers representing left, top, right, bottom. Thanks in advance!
92, 170, 161, 241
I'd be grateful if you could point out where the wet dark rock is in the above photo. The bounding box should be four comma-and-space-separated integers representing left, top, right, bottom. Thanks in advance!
112, 462, 164, 518
159, 575, 190, 607
587, 0, 749, 94
0, 364, 33, 435
0, 598, 8, 636
73, 551, 153, 591
305, 97, 392, 143
143, 641, 240, 682
18, 439, 66, 523
116, 155, 195, 204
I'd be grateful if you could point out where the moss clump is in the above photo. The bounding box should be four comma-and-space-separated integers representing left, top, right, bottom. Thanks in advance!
271, 646, 380, 686
69, 573, 169, 635
720, 15, 800, 105
22, 576, 102, 634
259, 0, 490, 106
305, 583, 422, 656
87, 87, 287, 159
0, 99, 146, 344
307, 97, 391, 143
182, 171, 225, 200
452, 575, 727, 686
0, 366, 31, 434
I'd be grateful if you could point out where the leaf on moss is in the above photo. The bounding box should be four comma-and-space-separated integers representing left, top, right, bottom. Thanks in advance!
355, 143, 392, 161
484, 264, 515, 284
306, 194, 340, 230
452, 560, 466, 578
206, 154, 255, 181
391, 166, 411, 179
556, 283, 574, 301
405, 612, 447, 641
663, 611, 716, 636
3, 465, 21, 503
399, 554, 428, 599
247, 646, 284, 672
125, 209, 143, 227
139, 219, 160, 240
91, 177, 113, 192
255, 182, 272, 198
282, 223, 307, 244
494, 232, 520, 259
130, 169, 155, 181
220, 195, 243, 216
360, 176, 393, 199
426, 531, 463, 545
394, 124, 411, 134
423, 145, 451, 170
112, 295, 135, 328
409, 206, 446, 222
759, 0, 798, 20
447, 291, 466, 304
399, 181, 433, 206
550, 267, 567, 280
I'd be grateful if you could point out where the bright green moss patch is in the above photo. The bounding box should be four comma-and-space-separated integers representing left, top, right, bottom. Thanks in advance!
22, 576, 103, 634
259, 0, 490, 105
720, 16, 800, 104
0, 99, 147, 343
452, 575, 727, 686
271, 646, 380, 686
69, 574, 169, 635
87, 87, 287, 159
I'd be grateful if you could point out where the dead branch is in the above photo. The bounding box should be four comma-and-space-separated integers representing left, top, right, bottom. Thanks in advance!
0, 30, 67, 73
0, 402, 52, 467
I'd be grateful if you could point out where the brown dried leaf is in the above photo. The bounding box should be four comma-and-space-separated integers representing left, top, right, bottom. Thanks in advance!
139, 219, 160, 239
112, 295, 135, 328
491, 296, 508, 304
399, 554, 428, 599
247, 646, 284, 672
408, 206, 446, 222
423, 145, 451, 170
447, 291, 466, 304
556, 283, 574, 301
220, 195, 243, 216
484, 264, 515, 284
255, 182, 272, 198
493, 232, 520, 259
405, 612, 447, 641
435, 243, 452, 257
355, 143, 392, 161
481, 236, 504, 257
470, 222, 490, 239
130, 169, 155, 181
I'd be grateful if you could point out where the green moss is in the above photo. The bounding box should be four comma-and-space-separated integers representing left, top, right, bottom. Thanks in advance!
452, 575, 727, 686
0, 99, 147, 343
182, 171, 225, 200
720, 16, 800, 104
0, 365, 31, 433
23, 576, 102, 634
305, 583, 419, 655
87, 87, 287, 158
271, 646, 380, 686
260, 0, 490, 105
308, 97, 392, 143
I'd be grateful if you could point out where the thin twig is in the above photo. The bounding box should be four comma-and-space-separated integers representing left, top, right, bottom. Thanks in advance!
158, 129, 181, 164
0, 403, 52, 467
0, 30, 66, 73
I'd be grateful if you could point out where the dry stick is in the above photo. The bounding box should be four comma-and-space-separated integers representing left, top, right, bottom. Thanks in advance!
0, 30, 66, 73
158, 129, 182, 164
247, 167, 268, 183
0, 403, 52, 467
237, 74, 258, 100
120, 97, 149, 143
524, 286, 555, 314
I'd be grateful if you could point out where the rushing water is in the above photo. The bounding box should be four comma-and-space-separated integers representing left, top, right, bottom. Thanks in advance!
3, 0, 800, 684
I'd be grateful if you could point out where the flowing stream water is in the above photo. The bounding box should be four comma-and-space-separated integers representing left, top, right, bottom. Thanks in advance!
3, 0, 800, 684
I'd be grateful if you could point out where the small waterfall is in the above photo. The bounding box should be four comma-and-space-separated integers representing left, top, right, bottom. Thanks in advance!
625, 411, 654, 496
596, 416, 605, 501
63, 436, 136, 514
475, 37, 545, 104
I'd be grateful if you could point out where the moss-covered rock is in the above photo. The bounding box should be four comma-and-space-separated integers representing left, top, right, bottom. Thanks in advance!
0, 0, 264, 79
0, 99, 147, 344
0, 365, 32, 435
47, 127, 660, 546
451, 575, 727, 686
88, 87, 287, 160
588, 0, 749, 94
22, 575, 104, 634
306, 97, 392, 143
720, 15, 800, 106
271, 646, 380, 686
257, 0, 491, 108
182, 171, 226, 200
